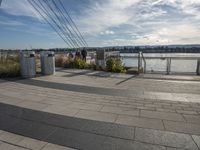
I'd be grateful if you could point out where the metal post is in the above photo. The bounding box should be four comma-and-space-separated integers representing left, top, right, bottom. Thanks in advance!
197, 59, 200, 75
138, 51, 142, 73
166, 58, 171, 75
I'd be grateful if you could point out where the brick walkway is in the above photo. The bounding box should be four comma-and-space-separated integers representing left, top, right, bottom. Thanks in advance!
0, 69, 200, 150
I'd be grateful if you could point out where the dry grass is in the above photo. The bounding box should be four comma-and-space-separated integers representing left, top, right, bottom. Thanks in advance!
0, 57, 20, 77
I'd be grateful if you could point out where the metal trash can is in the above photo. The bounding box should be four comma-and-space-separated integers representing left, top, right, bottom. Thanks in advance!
20, 51, 36, 78
40, 51, 55, 75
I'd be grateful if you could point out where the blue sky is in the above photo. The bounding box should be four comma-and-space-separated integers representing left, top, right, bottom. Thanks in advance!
0, 0, 200, 49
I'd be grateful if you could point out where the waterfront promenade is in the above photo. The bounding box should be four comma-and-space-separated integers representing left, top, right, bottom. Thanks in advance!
0, 69, 200, 150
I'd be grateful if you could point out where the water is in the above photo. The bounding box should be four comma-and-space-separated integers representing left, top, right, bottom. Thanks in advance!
121, 53, 200, 73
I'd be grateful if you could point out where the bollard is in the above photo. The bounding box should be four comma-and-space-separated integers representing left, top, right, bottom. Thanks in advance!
40, 51, 55, 75
197, 59, 200, 75
20, 51, 36, 78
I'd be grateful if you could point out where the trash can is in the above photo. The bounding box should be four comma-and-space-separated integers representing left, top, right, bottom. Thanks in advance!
40, 51, 55, 75
20, 51, 36, 78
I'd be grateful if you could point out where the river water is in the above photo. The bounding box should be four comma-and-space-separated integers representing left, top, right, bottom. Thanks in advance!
120, 53, 200, 74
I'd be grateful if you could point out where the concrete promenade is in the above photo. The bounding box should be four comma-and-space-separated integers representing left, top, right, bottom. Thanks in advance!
0, 69, 200, 150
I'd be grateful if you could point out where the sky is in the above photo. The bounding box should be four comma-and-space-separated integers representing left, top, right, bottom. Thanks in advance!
0, 0, 200, 49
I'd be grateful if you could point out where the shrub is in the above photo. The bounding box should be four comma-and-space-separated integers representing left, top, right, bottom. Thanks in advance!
74, 58, 89, 69
106, 57, 126, 73
55, 54, 67, 67
64, 57, 74, 68
0, 58, 20, 77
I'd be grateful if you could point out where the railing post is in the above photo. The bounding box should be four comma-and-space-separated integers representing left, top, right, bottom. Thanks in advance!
166, 58, 171, 75
138, 51, 142, 73
197, 59, 200, 75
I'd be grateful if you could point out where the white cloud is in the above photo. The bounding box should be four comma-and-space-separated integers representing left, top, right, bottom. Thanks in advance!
1, 0, 200, 47
77, 0, 140, 34
0, 20, 25, 26
1, 0, 43, 20
100, 30, 115, 35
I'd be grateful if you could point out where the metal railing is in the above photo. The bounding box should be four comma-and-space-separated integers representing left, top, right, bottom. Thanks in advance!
121, 52, 200, 75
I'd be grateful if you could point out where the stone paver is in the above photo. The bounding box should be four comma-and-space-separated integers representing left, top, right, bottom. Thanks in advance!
43, 105, 79, 117
115, 115, 164, 130
15, 101, 50, 111
140, 110, 185, 122
183, 114, 200, 124
67, 102, 103, 111
0, 69, 200, 150
192, 135, 200, 149
163, 120, 200, 135
100, 106, 140, 116
166, 148, 184, 150
75, 109, 118, 123
47, 127, 166, 150
0, 130, 77, 150
0, 143, 28, 150
17, 137, 47, 150
41, 143, 76, 150
135, 128, 198, 150
0, 131, 24, 144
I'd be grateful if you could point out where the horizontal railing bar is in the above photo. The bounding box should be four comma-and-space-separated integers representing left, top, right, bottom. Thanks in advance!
121, 56, 200, 60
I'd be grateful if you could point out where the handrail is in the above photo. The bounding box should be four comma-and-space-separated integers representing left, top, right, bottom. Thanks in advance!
121, 55, 200, 60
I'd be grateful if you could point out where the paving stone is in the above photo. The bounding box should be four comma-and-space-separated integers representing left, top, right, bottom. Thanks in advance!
0, 96, 24, 105
47, 127, 166, 150
1, 103, 135, 140
135, 128, 198, 150
0, 130, 4, 135
0, 143, 28, 150
0, 131, 24, 144
17, 137, 47, 150
156, 108, 176, 113
192, 135, 200, 149
166, 147, 184, 150
44, 113, 135, 140
43, 105, 79, 117
67, 102, 103, 111
100, 106, 139, 116
137, 106, 156, 111
176, 110, 198, 115
183, 114, 200, 124
7, 116, 57, 140
0, 113, 22, 131
164, 120, 200, 135
15, 101, 50, 111
140, 110, 185, 121
75, 110, 117, 123
42, 143, 77, 150
115, 115, 164, 130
